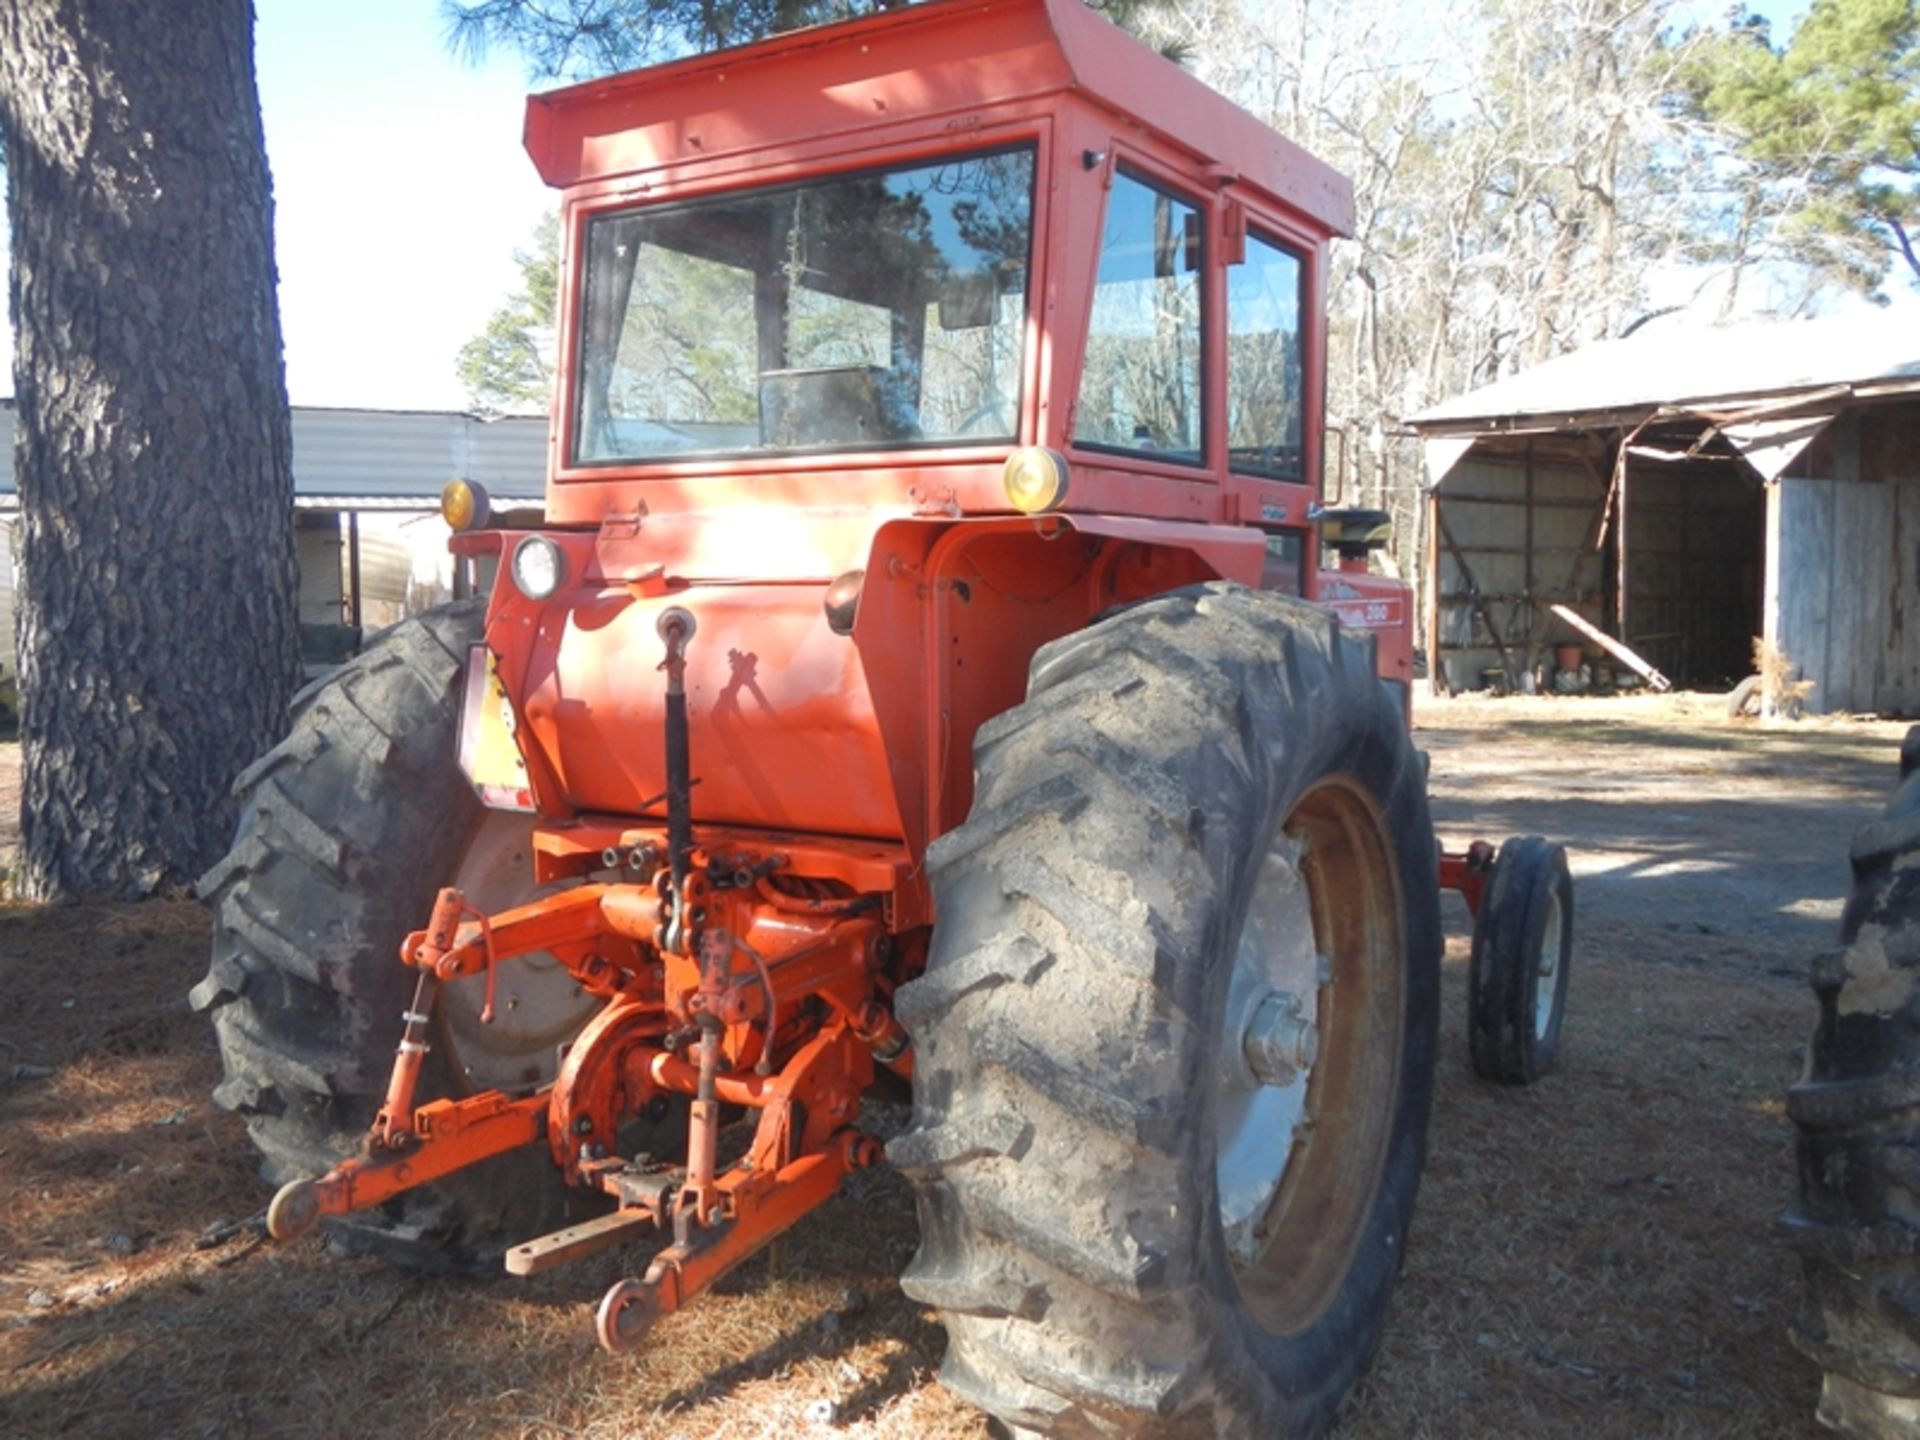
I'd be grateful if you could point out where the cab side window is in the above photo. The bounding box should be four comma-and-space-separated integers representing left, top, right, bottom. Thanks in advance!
1074, 171, 1204, 464
1225, 231, 1305, 480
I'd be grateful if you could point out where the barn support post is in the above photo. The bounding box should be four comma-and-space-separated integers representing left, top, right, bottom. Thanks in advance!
1426, 487, 1447, 696
1523, 439, 1538, 677
1612, 443, 1628, 641
347, 509, 363, 633
1680, 467, 1693, 681
1762, 477, 1784, 717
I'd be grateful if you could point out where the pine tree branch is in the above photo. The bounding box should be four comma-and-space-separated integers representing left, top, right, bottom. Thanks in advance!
1889, 214, 1920, 285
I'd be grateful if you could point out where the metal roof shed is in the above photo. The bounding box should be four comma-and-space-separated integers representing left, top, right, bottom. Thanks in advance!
1409, 313, 1920, 715
0, 402, 548, 672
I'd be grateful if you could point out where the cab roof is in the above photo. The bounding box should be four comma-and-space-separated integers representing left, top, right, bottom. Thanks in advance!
523, 0, 1354, 238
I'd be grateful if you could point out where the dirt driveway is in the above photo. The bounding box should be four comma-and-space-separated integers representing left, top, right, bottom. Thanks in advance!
0, 694, 1909, 1440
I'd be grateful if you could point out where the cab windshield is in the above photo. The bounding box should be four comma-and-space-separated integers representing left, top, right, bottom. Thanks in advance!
572, 145, 1036, 465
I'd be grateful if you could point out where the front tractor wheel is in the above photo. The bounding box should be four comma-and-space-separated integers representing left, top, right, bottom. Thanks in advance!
191, 603, 597, 1264
892, 584, 1441, 1439
1467, 835, 1573, 1085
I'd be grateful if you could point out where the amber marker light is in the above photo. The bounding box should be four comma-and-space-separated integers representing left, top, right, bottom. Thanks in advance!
441, 478, 492, 532
1002, 446, 1070, 514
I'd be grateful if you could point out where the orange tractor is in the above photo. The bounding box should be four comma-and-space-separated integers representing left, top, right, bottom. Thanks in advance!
194, 1, 1573, 1432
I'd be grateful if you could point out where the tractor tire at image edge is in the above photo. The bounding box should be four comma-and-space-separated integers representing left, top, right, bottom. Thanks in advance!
1787, 723, 1920, 1438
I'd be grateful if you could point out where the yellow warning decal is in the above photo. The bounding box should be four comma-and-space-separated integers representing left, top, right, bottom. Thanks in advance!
457, 644, 535, 812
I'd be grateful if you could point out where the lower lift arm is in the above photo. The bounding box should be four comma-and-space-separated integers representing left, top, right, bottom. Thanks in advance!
264, 881, 898, 1352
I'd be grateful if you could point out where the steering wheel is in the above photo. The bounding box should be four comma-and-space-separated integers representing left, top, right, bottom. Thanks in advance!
954, 398, 1014, 439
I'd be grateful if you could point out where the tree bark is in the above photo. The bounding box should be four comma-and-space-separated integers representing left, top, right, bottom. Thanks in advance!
0, 0, 299, 901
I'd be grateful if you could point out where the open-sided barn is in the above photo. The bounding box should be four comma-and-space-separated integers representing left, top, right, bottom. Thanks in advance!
1410, 313, 1920, 715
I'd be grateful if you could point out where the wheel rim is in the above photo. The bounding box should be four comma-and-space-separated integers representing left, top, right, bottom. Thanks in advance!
1217, 776, 1405, 1336
1533, 891, 1563, 1041
435, 812, 601, 1094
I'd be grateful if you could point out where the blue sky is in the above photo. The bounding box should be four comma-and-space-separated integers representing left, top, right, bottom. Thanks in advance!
0, 0, 558, 411
255, 0, 556, 408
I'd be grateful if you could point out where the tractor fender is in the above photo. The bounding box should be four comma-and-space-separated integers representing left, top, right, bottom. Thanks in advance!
857, 514, 1263, 853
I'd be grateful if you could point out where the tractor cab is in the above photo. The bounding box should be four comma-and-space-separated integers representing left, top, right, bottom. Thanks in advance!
517, 0, 1351, 541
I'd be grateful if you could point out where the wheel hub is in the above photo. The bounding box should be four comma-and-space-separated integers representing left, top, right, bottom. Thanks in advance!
1215, 837, 1321, 1272
1243, 989, 1318, 1087
437, 813, 602, 1094
1214, 776, 1405, 1335
1534, 892, 1564, 1041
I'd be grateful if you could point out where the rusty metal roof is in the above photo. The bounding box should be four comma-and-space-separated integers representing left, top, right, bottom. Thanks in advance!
1412, 311, 1920, 434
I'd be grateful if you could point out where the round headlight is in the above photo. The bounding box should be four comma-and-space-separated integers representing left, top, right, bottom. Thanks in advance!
441, 478, 491, 532
1003, 446, 1070, 514
510, 535, 567, 600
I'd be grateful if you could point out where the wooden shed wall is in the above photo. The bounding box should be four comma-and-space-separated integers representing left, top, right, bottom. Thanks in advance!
1769, 408, 1920, 715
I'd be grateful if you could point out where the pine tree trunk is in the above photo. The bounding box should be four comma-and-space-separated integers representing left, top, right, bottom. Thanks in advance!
0, 0, 299, 901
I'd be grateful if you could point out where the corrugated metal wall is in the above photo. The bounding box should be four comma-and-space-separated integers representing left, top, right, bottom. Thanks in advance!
1623, 460, 1761, 688
1435, 433, 1767, 694
1431, 443, 1608, 691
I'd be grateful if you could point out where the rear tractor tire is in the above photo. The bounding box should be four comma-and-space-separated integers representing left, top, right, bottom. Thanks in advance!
191, 603, 600, 1266
1467, 835, 1573, 1085
1787, 724, 1920, 1437
892, 583, 1441, 1438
